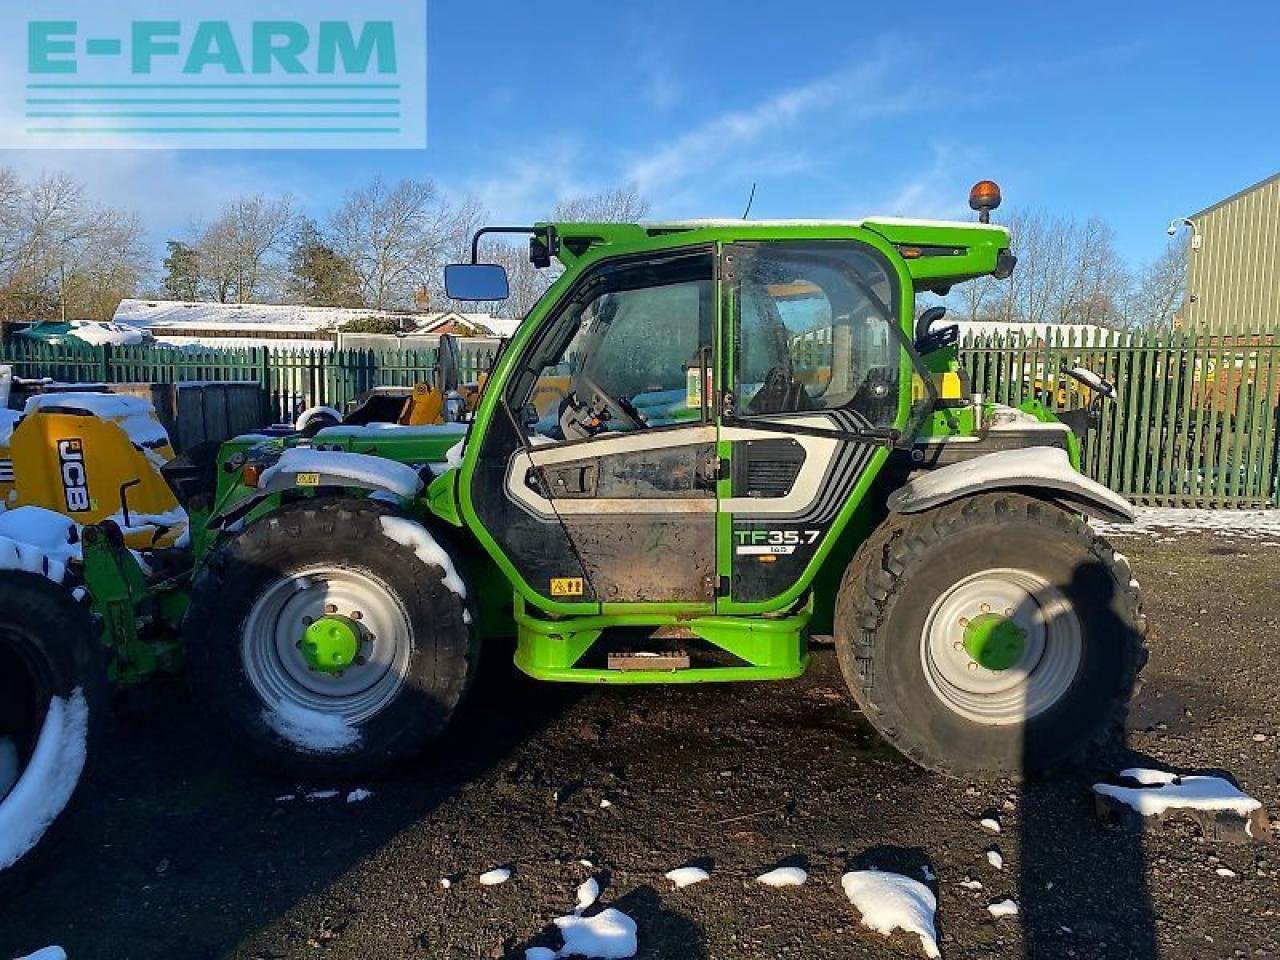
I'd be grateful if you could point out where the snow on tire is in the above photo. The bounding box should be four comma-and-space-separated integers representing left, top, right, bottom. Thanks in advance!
834, 492, 1147, 778
0, 572, 106, 892
185, 498, 478, 778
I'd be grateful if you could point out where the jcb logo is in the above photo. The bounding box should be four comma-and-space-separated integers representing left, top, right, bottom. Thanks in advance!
57, 438, 91, 512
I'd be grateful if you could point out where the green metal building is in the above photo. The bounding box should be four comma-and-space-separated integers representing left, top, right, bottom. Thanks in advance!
1181, 171, 1280, 333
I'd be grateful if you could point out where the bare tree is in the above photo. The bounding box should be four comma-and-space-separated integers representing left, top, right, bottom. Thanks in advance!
552, 184, 651, 222
57, 211, 149, 320
1124, 236, 1187, 331
328, 177, 467, 311
0, 171, 149, 321
195, 194, 295, 304
950, 209, 1130, 330
447, 184, 655, 320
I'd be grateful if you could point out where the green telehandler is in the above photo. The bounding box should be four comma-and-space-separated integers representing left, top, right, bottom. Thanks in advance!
0, 182, 1145, 886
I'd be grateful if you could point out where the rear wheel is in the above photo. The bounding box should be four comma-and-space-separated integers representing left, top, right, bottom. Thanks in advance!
185, 499, 477, 778
834, 493, 1146, 778
0, 572, 105, 892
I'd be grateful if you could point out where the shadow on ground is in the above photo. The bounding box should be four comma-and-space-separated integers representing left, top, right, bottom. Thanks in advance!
0, 639, 580, 960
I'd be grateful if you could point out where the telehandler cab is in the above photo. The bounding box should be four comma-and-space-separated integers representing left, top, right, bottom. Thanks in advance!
0, 182, 1145, 886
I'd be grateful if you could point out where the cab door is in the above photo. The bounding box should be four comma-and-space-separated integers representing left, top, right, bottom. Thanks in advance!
719, 240, 909, 607
467, 248, 720, 608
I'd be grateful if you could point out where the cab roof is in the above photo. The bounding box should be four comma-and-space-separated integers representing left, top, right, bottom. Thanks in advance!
534, 216, 1014, 291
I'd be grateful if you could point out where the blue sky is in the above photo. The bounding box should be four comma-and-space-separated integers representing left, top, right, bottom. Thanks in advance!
3, 0, 1277, 270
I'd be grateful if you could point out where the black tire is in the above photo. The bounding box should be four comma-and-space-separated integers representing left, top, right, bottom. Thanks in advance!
834, 493, 1147, 779
185, 499, 478, 779
0, 572, 106, 893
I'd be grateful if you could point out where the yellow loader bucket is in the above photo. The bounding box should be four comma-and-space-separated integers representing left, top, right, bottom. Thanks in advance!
5, 394, 186, 549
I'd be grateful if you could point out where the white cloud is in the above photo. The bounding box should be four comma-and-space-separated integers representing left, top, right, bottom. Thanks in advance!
623, 43, 913, 199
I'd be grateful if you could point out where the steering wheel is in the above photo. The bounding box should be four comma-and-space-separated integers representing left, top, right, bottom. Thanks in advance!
614, 394, 649, 430
577, 374, 647, 432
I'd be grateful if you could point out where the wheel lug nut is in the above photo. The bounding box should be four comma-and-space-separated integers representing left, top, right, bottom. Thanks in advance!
979, 603, 991, 613
350, 611, 362, 620
958, 617, 969, 627
301, 616, 313, 626
324, 603, 337, 614
1004, 608, 1014, 617
354, 655, 367, 666
966, 661, 978, 671
953, 641, 964, 651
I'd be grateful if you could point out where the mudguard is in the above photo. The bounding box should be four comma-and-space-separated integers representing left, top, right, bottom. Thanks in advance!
887, 446, 1135, 524
256, 448, 424, 500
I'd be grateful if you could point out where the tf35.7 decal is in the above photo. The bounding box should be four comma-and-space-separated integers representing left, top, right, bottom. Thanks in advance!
734, 528, 821, 556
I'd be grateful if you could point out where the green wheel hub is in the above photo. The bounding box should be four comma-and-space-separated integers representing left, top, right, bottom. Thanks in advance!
962, 612, 1027, 672
301, 615, 362, 674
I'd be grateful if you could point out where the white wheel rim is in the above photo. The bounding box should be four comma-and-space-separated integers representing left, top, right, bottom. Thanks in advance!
921, 568, 1082, 726
242, 565, 412, 724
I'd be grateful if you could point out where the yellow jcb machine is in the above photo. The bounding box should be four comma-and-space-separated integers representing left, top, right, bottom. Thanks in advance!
0, 392, 187, 549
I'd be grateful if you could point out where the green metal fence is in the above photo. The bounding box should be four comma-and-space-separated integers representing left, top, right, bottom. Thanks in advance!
3, 332, 1278, 508
0, 339, 496, 426
959, 329, 1280, 508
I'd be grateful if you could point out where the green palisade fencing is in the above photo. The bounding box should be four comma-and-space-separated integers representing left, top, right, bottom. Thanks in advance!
3, 333, 1276, 508
0, 339, 496, 427
958, 328, 1280, 508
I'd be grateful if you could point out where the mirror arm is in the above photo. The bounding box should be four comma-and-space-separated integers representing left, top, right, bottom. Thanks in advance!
470, 226, 536, 263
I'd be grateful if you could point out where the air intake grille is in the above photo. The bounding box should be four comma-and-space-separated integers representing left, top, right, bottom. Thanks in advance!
736, 439, 805, 498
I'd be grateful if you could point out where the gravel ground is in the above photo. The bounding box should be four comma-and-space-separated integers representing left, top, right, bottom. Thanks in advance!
1, 529, 1278, 960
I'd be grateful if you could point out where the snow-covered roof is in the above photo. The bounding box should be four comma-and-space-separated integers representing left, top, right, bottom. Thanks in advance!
114, 300, 509, 340
115, 299, 422, 333
481, 315, 522, 337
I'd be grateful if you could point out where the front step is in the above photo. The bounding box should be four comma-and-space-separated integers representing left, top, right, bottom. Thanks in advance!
512, 595, 811, 684
606, 650, 691, 672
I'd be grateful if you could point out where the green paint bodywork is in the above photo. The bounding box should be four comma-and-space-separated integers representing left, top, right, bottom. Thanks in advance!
81, 214, 1105, 690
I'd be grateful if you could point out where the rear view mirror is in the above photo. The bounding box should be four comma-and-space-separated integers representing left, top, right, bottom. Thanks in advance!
445, 263, 509, 301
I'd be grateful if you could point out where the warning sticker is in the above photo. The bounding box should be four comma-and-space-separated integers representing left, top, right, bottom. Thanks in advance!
550, 577, 585, 597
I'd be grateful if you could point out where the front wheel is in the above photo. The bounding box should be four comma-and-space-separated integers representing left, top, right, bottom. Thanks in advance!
834, 493, 1147, 778
185, 500, 477, 778
0, 572, 106, 892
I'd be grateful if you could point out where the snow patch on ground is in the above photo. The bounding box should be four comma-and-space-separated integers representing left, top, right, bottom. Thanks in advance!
0, 689, 89, 872
986, 849, 1004, 870
552, 908, 638, 959
525, 948, 556, 960
979, 817, 1001, 834
479, 867, 511, 886
841, 869, 940, 959
665, 865, 709, 888
261, 701, 359, 755
346, 788, 373, 804
260, 448, 424, 499
1093, 768, 1262, 818
958, 877, 983, 890
575, 876, 600, 914
378, 516, 467, 597
755, 866, 807, 887
1092, 508, 1280, 544
988, 898, 1019, 918
14, 948, 67, 960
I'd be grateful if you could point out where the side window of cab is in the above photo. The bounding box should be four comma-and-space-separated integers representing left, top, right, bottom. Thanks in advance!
734, 242, 900, 428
